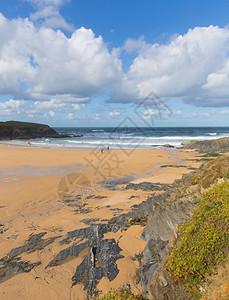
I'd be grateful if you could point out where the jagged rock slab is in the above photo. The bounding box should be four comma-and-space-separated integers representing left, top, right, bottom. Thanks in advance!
124, 182, 169, 192
47, 224, 126, 296
98, 175, 136, 190
0, 258, 41, 283
0, 232, 59, 282
182, 136, 229, 152
72, 239, 123, 296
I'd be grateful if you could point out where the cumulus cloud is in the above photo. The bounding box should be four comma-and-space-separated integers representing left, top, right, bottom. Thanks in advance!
0, 13, 122, 105
1, 11, 229, 111
123, 35, 148, 53
33, 99, 66, 110
72, 104, 81, 110
24, 0, 72, 31
112, 26, 229, 107
66, 112, 74, 120
108, 111, 121, 117
142, 108, 158, 120
0, 99, 25, 115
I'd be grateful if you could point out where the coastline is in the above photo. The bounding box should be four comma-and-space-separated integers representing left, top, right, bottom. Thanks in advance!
0, 144, 206, 299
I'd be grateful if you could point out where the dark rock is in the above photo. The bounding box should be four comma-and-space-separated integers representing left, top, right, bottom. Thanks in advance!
182, 136, 229, 152
94, 196, 108, 199
1, 232, 59, 261
0, 121, 65, 140
0, 258, 41, 283
80, 218, 100, 225
108, 194, 161, 226
98, 175, 136, 190
58, 224, 124, 246
0, 223, 6, 234
85, 194, 95, 200
0, 232, 59, 283
129, 195, 140, 199
72, 239, 123, 296
72, 134, 83, 137
46, 241, 90, 268
46, 224, 126, 297
163, 144, 174, 148
131, 204, 139, 209
124, 182, 169, 192
110, 208, 123, 212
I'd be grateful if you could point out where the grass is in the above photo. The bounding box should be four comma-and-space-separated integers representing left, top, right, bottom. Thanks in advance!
96, 288, 147, 300
200, 152, 221, 158
166, 182, 229, 299
160, 165, 185, 168
191, 156, 229, 188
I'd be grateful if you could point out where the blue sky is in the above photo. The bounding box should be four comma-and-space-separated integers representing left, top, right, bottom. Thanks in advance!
0, 0, 229, 127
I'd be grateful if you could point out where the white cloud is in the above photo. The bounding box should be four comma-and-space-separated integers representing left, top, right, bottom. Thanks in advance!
24, 0, 72, 31
0, 99, 25, 115
1, 12, 229, 110
112, 26, 229, 107
220, 109, 229, 114
0, 14, 122, 104
49, 110, 55, 117
108, 111, 121, 117
33, 99, 66, 110
142, 108, 158, 120
72, 104, 81, 110
123, 35, 148, 53
66, 112, 74, 120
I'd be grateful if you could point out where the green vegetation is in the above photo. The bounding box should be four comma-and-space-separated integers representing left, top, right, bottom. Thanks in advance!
191, 156, 229, 188
128, 218, 147, 226
160, 165, 185, 168
167, 182, 229, 299
200, 152, 221, 158
97, 288, 147, 300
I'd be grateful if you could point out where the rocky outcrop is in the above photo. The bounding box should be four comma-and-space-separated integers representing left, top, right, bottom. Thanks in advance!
140, 173, 203, 299
0, 121, 65, 140
182, 137, 229, 152
107, 167, 205, 299
0, 232, 59, 283
46, 224, 126, 297
141, 157, 229, 299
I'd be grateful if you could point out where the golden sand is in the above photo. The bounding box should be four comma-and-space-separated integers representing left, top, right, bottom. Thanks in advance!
0, 145, 201, 299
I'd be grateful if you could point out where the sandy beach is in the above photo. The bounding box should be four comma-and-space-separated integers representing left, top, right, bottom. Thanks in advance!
0, 145, 202, 299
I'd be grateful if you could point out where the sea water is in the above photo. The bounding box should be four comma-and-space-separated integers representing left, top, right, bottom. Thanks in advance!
2, 127, 229, 150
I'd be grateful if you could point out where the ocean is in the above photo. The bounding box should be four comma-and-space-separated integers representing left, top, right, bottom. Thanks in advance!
2, 127, 229, 150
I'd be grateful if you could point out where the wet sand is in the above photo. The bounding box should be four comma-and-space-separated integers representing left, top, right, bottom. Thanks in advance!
0, 145, 201, 299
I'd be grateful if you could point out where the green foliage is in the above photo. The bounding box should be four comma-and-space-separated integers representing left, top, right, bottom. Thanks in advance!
200, 152, 221, 158
167, 183, 229, 299
191, 175, 200, 185
160, 165, 185, 168
97, 289, 147, 300
191, 157, 229, 188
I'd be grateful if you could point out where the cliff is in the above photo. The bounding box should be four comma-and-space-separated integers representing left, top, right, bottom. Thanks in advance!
109, 157, 229, 299
182, 137, 229, 152
0, 121, 63, 140
142, 157, 229, 299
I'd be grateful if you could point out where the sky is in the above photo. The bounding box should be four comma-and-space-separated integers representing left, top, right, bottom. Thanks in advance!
0, 0, 229, 127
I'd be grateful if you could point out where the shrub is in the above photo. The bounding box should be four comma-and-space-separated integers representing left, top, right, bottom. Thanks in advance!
167, 183, 229, 299
97, 288, 147, 300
